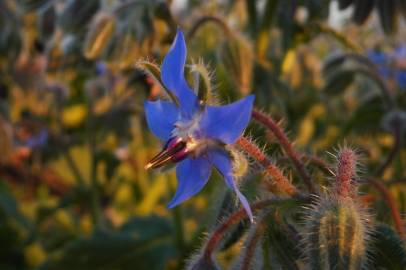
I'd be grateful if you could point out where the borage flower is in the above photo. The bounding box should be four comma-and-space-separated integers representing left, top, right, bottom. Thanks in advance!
144, 29, 255, 221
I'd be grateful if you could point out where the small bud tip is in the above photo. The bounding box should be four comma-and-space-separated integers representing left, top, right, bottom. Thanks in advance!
144, 163, 153, 170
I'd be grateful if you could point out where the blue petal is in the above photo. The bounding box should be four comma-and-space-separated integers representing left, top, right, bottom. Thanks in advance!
144, 100, 180, 141
161, 29, 197, 116
200, 95, 255, 144
168, 157, 212, 208
208, 149, 254, 222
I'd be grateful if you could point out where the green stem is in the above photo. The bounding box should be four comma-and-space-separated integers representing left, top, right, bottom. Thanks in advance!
87, 95, 103, 230
62, 150, 85, 186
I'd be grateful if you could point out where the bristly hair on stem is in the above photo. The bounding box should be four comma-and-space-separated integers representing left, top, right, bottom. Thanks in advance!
251, 109, 316, 194
236, 136, 297, 195
335, 147, 358, 198
367, 178, 405, 239
240, 213, 267, 270
197, 197, 308, 264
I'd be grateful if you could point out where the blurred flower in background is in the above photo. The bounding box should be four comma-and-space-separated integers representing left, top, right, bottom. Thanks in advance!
368, 44, 406, 90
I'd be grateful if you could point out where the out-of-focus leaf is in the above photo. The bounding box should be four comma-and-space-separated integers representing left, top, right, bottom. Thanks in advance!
58, 0, 100, 33
0, 116, 13, 164
377, 0, 397, 33
256, 0, 278, 58
37, 4, 56, 42
0, 28, 22, 62
353, 0, 374, 25
276, 1, 297, 51
265, 213, 300, 269
95, 150, 120, 181
20, 0, 54, 12
367, 224, 406, 270
106, 30, 139, 70
41, 216, 175, 270
342, 95, 386, 135
0, 182, 31, 229
400, 0, 406, 16
323, 54, 377, 77
338, 0, 354, 10
83, 12, 116, 60
154, 2, 176, 33
245, 0, 258, 36
219, 34, 253, 95
323, 69, 355, 96
0, 182, 30, 269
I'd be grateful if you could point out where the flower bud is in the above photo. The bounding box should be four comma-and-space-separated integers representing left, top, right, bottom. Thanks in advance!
218, 34, 253, 95
335, 147, 357, 198
303, 147, 368, 270
304, 198, 368, 270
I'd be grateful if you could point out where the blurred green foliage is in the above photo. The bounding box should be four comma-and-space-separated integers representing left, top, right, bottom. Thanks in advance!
0, 0, 405, 269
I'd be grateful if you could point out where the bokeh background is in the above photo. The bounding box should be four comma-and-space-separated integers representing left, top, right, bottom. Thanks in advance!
0, 0, 405, 269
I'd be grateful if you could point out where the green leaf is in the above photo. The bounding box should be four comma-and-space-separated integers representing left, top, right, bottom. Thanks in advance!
377, 0, 398, 33
265, 212, 300, 270
367, 224, 406, 270
353, 0, 374, 25
342, 95, 386, 135
323, 70, 355, 96
58, 0, 100, 33
41, 216, 175, 270
20, 0, 55, 12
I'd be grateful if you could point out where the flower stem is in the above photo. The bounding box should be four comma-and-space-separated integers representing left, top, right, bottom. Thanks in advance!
62, 150, 85, 186
187, 15, 232, 41
86, 93, 103, 230
202, 197, 307, 259
252, 109, 316, 193
236, 136, 297, 195
375, 123, 402, 177
367, 178, 405, 239
241, 216, 267, 270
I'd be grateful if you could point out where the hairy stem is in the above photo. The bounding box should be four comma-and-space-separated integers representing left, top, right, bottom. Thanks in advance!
202, 197, 308, 260
368, 178, 405, 239
252, 109, 315, 193
236, 136, 297, 195
241, 216, 267, 270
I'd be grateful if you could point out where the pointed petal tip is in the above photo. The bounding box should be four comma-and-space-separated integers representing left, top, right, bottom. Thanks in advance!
167, 201, 177, 209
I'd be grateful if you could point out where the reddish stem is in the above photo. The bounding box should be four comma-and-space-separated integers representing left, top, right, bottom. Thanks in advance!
368, 178, 405, 239
237, 137, 297, 195
203, 199, 274, 260
241, 218, 266, 270
202, 197, 308, 260
252, 109, 315, 193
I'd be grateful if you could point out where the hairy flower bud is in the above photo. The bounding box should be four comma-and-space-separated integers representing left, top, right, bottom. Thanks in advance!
302, 147, 369, 270
303, 197, 368, 270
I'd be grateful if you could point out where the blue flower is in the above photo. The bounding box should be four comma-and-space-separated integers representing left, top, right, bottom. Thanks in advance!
144, 29, 255, 221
